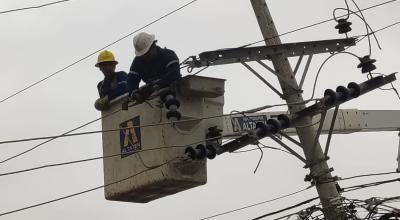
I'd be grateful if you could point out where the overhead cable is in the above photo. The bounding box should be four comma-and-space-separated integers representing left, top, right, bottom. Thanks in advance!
200, 187, 312, 220
0, 61, 207, 164
0, 108, 122, 164
0, 0, 71, 14
0, 135, 225, 177
251, 197, 319, 220
240, 0, 396, 48
0, 0, 200, 105
0, 157, 179, 217
1, 0, 395, 105
0, 100, 316, 146
342, 177, 400, 193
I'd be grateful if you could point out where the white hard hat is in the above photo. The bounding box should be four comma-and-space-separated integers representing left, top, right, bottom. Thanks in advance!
133, 32, 156, 56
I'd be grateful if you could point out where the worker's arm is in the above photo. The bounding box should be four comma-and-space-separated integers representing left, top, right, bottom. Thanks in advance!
157, 49, 181, 88
128, 58, 142, 96
108, 71, 128, 100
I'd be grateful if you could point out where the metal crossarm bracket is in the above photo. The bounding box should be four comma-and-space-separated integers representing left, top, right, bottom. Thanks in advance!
270, 135, 307, 164
278, 131, 303, 149
241, 62, 285, 98
256, 60, 300, 91
299, 55, 313, 90
312, 111, 327, 158
185, 38, 356, 68
324, 106, 339, 157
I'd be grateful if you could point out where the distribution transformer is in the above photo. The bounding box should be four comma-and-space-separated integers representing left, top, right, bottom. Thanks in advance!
100, 76, 225, 203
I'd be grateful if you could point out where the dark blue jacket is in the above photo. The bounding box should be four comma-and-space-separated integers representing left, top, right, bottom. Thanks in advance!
97, 71, 128, 100
127, 46, 181, 93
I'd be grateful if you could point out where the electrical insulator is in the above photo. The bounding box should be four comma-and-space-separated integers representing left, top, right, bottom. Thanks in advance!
357, 55, 377, 74
185, 144, 217, 160
323, 82, 361, 106
335, 19, 352, 34
206, 126, 222, 140
254, 114, 291, 138
161, 91, 182, 120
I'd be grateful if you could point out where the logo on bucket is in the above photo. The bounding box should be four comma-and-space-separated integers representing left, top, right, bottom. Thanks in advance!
119, 116, 142, 158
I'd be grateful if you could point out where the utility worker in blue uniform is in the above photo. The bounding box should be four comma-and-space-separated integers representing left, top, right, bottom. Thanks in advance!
127, 32, 181, 101
94, 50, 128, 110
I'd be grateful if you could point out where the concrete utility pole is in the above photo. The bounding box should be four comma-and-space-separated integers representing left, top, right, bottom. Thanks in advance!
250, 1, 347, 219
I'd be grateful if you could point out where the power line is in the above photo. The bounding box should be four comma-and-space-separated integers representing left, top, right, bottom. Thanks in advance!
0, 61, 204, 164
0, 108, 122, 164
240, 0, 396, 48
0, 100, 313, 146
0, 135, 226, 177
0, 0, 71, 14
341, 171, 399, 181
200, 187, 312, 220
342, 177, 400, 193
0, 0, 200, 105
252, 176, 400, 220
1, 0, 394, 106
203, 172, 400, 220
0, 157, 179, 217
251, 197, 320, 220
308, 20, 400, 101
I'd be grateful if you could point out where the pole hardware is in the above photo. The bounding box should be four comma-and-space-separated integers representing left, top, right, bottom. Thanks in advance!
357, 55, 377, 74
293, 73, 396, 121
161, 91, 182, 121
185, 38, 356, 68
335, 19, 353, 35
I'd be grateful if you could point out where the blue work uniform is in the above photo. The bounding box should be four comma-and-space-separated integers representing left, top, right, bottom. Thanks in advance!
97, 71, 128, 100
127, 46, 181, 93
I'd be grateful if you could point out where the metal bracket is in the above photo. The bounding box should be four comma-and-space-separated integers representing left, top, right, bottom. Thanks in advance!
293, 55, 304, 76
324, 106, 339, 157
278, 131, 303, 149
241, 62, 285, 99
256, 60, 300, 91
185, 38, 356, 68
270, 135, 307, 164
299, 55, 313, 90
312, 110, 327, 158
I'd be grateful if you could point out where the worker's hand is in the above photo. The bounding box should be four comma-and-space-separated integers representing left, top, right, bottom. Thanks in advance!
94, 96, 110, 111
139, 84, 155, 98
130, 92, 144, 103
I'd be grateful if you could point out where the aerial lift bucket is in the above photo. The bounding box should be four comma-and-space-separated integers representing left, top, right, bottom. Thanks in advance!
100, 76, 225, 203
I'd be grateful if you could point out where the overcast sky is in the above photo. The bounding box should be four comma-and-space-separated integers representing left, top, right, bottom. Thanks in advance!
0, 0, 399, 219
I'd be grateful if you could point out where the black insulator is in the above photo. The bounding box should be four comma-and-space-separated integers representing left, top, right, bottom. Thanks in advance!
347, 82, 361, 98
165, 98, 180, 109
255, 122, 268, 137
195, 144, 207, 159
324, 89, 337, 105
161, 91, 175, 102
267, 119, 281, 134
206, 145, 217, 159
207, 126, 222, 138
336, 86, 350, 102
277, 114, 291, 129
357, 55, 376, 73
166, 110, 181, 121
335, 19, 352, 34
185, 147, 197, 160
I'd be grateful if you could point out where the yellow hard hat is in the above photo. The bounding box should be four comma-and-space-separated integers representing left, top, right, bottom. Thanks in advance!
95, 50, 118, 67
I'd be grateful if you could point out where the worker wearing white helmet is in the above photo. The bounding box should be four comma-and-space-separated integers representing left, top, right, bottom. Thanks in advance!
94, 50, 128, 110
127, 32, 181, 98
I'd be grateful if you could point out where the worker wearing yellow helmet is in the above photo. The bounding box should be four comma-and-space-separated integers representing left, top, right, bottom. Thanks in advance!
94, 50, 128, 110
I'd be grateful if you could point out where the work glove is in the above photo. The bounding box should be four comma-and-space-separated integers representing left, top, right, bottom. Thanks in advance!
140, 84, 155, 98
94, 96, 110, 111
